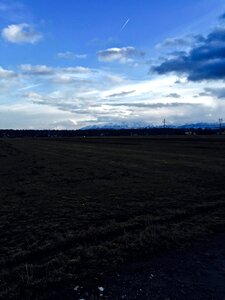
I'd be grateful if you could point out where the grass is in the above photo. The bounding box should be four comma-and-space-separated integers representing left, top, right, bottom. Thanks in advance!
0, 136, 225, 299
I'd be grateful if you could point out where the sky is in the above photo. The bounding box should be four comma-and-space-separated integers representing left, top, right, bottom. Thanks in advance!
0, 0, 225, 129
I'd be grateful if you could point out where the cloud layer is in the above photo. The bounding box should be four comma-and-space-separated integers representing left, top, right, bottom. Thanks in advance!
0, 61, 224, 129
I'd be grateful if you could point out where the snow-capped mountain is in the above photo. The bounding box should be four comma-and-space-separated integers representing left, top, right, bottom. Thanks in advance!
177, 122, 221, 129
81, 121, 153, 130
81, 122, 221, 130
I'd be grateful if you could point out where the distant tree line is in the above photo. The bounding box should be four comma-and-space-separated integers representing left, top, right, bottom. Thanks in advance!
0, 127, 223, 138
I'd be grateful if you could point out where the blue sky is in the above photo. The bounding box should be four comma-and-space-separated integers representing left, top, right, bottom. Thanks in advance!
0, 0, 225, 129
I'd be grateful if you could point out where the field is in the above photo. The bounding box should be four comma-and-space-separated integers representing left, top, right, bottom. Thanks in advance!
1, 136, 225, 299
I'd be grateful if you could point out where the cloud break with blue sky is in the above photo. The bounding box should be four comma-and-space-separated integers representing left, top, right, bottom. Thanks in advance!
0, 0, 225, 129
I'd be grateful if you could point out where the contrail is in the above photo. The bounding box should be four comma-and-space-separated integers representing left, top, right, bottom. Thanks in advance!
120, 18, 130, 32
18, 83, 43, 91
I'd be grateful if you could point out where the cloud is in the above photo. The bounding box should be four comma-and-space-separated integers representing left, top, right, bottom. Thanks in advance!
25, 92, 44, 103
0, 60, 221, 129
0, 102, 83, 130
57, 51, 87, 59
20, 64, 93, 76
198, 91, 211, 97
18, 83, 43, 91
53, 75, 92, 85
0, 1, 31, 23
20, 74, 206, 124
108, 90, 135, 98
156, 37, 193, 49
2, 23, 42, 44
156, 35, 206, 50
166, 93, 181, 98
97, 46, 145, 63
105, 74, 125, 83
50, 119, 78, 129
13, 64, 125, 97
0, 66, 17, 78
23, 92, 87, 115
152, 26, 225, 81
63, 66, 93, 74
107, 102, 198, 108
20, 64, 53, 75
204, 87, 225, 99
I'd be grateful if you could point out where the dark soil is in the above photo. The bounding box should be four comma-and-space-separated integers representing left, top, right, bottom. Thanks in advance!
0, 136, 225, 299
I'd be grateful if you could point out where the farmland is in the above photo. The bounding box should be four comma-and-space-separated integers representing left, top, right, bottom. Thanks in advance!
1, 136, 225, 299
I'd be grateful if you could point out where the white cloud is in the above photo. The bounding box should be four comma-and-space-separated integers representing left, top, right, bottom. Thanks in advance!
105, 74, 125, 83
64, 66, 93, 74
0, 102, 87, 129
20, 64, 93, 76
0, 66, 17, 78
18, 83, 43, 91
155, 36, 194, 49
97, 46, 145, 63
57, 51, 87, 59
20, 64, 53, 75
24, 92, 45, 103
0, 1, 31, 23
2, 23, 42, 44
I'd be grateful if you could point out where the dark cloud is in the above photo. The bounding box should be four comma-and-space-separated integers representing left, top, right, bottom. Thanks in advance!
194, 34, 206, 43
108, 102, 199, 108
165, 93, 181, 98
174, 79, 182, 84
198, 91, 211, 97
152, 26, 225, 81
204, 87, 225, 99
168, 50, 187, 57
108, 90, 135, 98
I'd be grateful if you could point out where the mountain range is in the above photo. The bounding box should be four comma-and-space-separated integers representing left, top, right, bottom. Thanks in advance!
81, 122, 222, 130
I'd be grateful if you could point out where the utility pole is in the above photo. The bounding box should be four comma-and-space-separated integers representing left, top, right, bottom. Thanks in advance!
163, 118, 166, 129
219, 118, 223, 135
